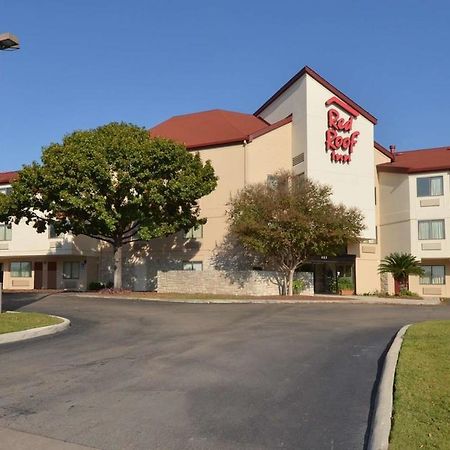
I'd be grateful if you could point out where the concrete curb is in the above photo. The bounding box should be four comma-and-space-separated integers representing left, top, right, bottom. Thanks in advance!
368, 324, 411, 450
0, 313, 71, 345
70, 293, 441, 306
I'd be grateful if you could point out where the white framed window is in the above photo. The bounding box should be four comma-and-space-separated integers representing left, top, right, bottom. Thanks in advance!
184, 225, 203, 239
63, 261, 80, 279
420, 265, 445, 285
418, 220, 445, 240
417, 176, 443, 197
10, 261, 31, 278
182, 261, 203, 271
0, 187, 12, 196
0, 224, 12, 241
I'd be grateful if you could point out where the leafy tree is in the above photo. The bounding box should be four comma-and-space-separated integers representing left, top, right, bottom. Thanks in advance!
378, 252, 424, 295
227, 171, 364, 295
0, 122, 217, 289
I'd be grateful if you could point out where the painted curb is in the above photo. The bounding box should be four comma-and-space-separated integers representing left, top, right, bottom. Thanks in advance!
368, 324, 411, 450
0, 313, 71, 345
71, 293, 441, 306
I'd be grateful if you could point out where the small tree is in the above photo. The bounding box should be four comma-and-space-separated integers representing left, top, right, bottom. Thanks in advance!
227, 172, 364, 295
378, 252, 424, 295
0, 122, 217, 289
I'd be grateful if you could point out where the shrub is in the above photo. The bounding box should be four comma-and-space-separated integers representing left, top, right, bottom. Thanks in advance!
88, 281, 105, 291
292, 279, 305, 294
399, 289, 419, 297
338, 276, 354, 291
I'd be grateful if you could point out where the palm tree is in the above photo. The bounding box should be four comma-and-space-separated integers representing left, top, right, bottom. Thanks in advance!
378, 252, 424, 295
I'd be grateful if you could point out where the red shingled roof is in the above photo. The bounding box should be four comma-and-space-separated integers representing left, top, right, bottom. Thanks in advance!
0, 171, 18, 185
378, 146, 450, 173
150, 109, 269, 149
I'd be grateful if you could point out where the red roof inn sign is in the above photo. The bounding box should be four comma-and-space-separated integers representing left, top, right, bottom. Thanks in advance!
325, 96, 360, 163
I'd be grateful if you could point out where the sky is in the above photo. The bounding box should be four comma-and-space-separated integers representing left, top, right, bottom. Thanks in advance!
1, 0, 450, 172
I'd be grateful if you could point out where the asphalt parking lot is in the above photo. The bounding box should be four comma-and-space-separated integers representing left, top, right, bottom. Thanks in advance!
1, 293, 449, 450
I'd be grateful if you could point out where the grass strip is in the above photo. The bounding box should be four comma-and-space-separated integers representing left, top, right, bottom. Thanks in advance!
390, 320, 450, 449
0, 312, 62, 334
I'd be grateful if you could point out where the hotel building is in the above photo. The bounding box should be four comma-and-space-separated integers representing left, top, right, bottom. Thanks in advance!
0, 66, 449, 297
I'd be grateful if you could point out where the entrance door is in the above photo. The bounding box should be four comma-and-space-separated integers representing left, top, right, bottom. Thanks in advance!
34, 262, 43, 289
47, 262, 57, 289
0, 263, 3, 285
314, 262, 338, 294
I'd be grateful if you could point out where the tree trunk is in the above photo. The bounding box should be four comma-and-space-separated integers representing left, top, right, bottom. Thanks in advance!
281, 274, 288, 295
287, 268, 295, 296
113, 244, 123, 290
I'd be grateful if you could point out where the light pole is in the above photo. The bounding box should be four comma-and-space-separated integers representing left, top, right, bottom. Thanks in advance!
0, 32, 18, 311
0, 32, 19, 51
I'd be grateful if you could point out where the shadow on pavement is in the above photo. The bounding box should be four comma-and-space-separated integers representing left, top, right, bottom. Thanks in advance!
1, 292, 61, 311
363, 329, 397, 450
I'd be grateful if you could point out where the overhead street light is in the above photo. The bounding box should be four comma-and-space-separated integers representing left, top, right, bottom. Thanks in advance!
0, 33, 19, 50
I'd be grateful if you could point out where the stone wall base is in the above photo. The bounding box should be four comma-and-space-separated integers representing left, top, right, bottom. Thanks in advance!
157, 270, 314, 296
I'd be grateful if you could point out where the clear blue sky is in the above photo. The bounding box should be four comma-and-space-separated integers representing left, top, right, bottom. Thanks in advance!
1, 0, 450, 172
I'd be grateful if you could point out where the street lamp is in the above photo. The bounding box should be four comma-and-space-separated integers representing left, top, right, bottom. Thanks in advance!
0, 33, 19, 50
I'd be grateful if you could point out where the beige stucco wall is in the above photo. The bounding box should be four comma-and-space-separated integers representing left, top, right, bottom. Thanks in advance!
246, 122, 292, 184
379, 171, 412, 257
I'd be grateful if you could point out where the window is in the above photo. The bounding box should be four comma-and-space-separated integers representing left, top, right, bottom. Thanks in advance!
417, 176, 443, 197
10, 262, 31, 278
0, 224, 12, 241
418, 220, 445, 240
0, 187, 12, 196
267, 175, 277, 188
184, 225, 203, 239
63, 262, 80, 279
420, 265, 445, 285
182, 261, 203, 271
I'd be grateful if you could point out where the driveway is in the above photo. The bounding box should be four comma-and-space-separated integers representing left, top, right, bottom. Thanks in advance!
1, 294, 449, 450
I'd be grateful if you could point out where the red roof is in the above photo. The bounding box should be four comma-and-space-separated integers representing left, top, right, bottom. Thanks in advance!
378, 146, 450, 173
0, 171, 18, 185
150, 109, 269, 149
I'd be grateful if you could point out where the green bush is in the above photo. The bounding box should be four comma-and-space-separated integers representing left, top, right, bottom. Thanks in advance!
338, 276, 354, 291
88, 281, 105, 291
292, 279, 305, 294
399, 288, 419, 297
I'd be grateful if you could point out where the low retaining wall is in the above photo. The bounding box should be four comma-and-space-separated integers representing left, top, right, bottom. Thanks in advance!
157, 270, 314, 296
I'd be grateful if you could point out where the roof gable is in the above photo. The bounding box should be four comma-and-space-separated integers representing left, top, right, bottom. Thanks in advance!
254, 66, 377, 125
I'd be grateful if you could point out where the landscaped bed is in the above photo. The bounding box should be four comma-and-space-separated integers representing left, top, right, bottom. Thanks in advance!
0, 312, 63, 334
82, 290, 428, 302
390, 320, 450, 449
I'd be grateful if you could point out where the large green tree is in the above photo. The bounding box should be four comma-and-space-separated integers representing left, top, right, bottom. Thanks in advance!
0, 122, 217, 289
227, 171, 364, 295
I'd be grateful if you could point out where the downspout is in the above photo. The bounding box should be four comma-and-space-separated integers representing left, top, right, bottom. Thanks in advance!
243, 139, 248, 187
